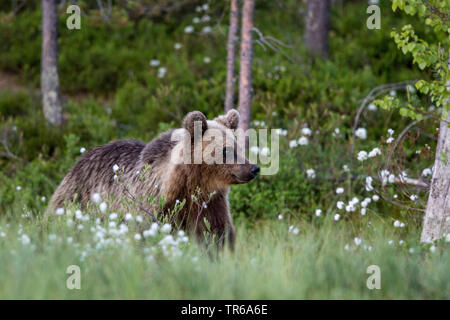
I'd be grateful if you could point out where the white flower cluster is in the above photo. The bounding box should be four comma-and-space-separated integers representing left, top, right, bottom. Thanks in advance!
289, 127, 311, 149
355, 127, 367, 140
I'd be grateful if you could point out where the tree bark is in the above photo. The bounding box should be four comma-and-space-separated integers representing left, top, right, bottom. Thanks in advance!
41, 0, 63, 126
225, 0, 239, 112
305, 0, 330, 58
421, 54, 450, 243
237, 0, 255, 135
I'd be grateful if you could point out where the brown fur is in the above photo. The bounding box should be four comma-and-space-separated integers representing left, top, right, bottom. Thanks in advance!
49, 110, 258, 248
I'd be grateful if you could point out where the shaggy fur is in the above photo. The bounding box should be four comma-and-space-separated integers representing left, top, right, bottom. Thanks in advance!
49, 109, 258, 248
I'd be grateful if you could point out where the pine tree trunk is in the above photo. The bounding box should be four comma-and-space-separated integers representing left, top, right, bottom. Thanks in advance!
41, 0, 63, 126
225, 0, 239, 112
237, 0, 255, 135
305, 0, 330, 58
421, 55, 450, 243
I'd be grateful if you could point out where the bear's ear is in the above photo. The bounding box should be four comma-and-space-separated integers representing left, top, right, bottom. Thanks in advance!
215, 109, 240, 130
183, 111, 208, 139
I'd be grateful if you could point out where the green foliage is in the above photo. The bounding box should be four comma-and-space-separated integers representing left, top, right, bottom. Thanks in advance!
377, 0, 449, 117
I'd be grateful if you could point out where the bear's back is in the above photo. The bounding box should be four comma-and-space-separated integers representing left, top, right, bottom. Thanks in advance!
50, 139, 146, 209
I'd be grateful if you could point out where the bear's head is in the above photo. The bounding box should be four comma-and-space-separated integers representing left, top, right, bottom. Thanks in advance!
173, 109, 259, 190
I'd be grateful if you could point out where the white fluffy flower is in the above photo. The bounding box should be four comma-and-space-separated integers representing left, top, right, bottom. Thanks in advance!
125, 213, 133, 221
149, 59, 160, 67
337, 201, 345, 210
201, 26, 212, 34
91, 193, 101, 204
336, 187, 344, 194
289, 140, 298, 148
368, 103, 377, 111
184, 25, 194, 33
306, 168, 316, 179
99, 202, 107, 213
298, 136, 309, 146
372, 194, 380, 201
368, 147, 381, 158
410, 194, 418, 201
365, 176, 374, 192
112, 164, 119, 172
158, 67, 167, 78
161, 223, 172, 233
357, 151, 368, 162
109, 213, 118, 220
203, 56, 211, 63
355, 128, 367, 140
394, 220, 401, 228
301, 127, 312, 136
354, 237, 362, 246
315, 209, 322, 217
134, 233, 142, 241
80, 147, 86, 154
386, 137, 394, 144
174, 43, 182, 50
334, 214, 341, 221
278, 214, 283, 220
55, 208, 64, 216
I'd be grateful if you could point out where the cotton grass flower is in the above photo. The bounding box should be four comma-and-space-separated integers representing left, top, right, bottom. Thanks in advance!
161, 223, 172, 233
410, 194, 418, 201
289, 140, 298, 148
91, 193, 101, 204
368, 147, 381, 158
174, 43, 182, 50
336, 187, 344, 194
203, 56, 211, 63
80, 147, 86, 153
306, 168, 316, 179
357, 151, 368, 162
298, 136, 309, 146
315, 209, 322, 217
201, 26, 212, 34
158, 67, 167, 78
149, 59, 160, 67
55, 208, 64, 216
354, 237, 362, 246
334, 213, 340, 221
301, 127, 312, 136
184, 25, 194, 33
99, 202, 107, 213
355, 128, 367, 140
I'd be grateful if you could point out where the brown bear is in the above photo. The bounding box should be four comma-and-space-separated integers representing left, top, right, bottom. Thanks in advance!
49, 109, 259, 248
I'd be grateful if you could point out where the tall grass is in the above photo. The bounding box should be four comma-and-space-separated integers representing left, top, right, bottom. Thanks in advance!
0, 211, 447, 299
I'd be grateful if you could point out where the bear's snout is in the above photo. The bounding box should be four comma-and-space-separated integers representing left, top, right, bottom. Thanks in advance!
250, 165, 260, 178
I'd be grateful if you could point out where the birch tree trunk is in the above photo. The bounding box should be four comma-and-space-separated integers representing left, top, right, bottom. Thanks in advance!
305, 0, 330, 58
237, 0, 255, 135
225, 0, 239, 112
421, 55, 450, 243
41, 0, 63, 126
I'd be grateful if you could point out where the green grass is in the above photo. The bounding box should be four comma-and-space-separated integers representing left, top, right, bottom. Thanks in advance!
0, 210, 448, 299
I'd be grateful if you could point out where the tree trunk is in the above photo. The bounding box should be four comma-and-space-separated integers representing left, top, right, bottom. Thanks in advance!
305, 0, 330, 58
237, 0, 255, 136
41, 0, 63, 126
225, 0, 239, 112
421, 54, 450, 243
